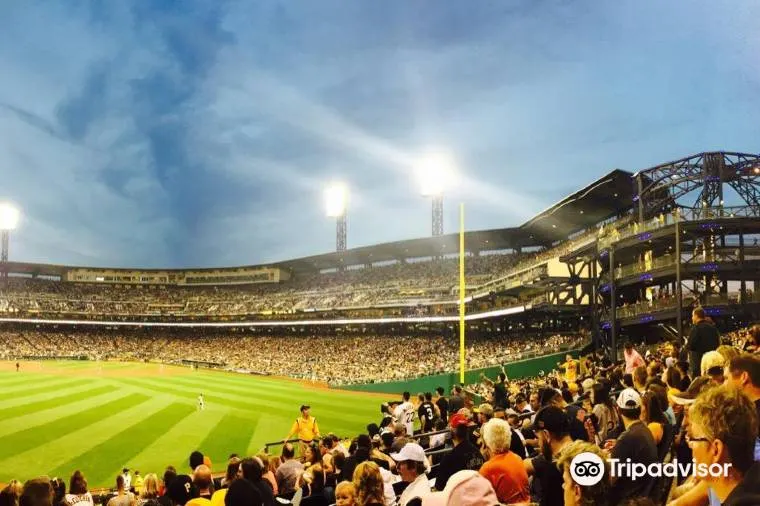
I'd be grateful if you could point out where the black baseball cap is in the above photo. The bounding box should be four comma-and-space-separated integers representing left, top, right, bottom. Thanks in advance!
300, 405, 310, 412
167, 475, 197, 506
531, 406, 570, 434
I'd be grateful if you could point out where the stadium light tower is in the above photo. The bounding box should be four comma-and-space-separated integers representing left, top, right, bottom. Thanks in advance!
0, 203, 20, 278
416, 151, 456, 236
325, 183, 348, 252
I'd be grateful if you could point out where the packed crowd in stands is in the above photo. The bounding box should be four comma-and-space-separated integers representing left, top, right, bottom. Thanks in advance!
0, 329, 583, 386
0, 252, 529, 320
2, 310, 759, 506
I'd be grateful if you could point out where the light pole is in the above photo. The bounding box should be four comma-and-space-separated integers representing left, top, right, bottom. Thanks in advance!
417, 151, 455, 237
0, 203, 20, 278
325, 183, 348, 252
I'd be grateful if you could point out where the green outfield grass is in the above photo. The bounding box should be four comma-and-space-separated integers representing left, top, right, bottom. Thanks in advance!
0, 361, 387, 488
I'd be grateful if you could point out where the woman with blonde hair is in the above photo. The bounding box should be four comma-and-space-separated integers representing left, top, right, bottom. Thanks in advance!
137, 474, 159, 506
352, 461, 385, 506
255, 453, 279, 496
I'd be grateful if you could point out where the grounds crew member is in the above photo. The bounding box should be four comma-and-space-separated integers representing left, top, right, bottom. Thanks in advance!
283, 405, 321, 455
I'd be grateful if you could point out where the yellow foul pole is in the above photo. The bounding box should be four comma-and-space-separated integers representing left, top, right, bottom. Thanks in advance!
459, 203, 466, 384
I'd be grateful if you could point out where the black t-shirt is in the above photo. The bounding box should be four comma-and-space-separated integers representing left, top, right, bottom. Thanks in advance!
493, 382, 508, 409
688, 321, 720, 374
436, 397, 449, 422
434, 440, 485, 490
418, 402, 436, 432
611, 421, 658, 504
531, 454, 564, 506
509, 428, 527, 458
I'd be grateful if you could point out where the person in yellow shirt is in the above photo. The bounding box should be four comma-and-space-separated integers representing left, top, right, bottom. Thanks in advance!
284, 405, 320, 455
558, 354, 578, 383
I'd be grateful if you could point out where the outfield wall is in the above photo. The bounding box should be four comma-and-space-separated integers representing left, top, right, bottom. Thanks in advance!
337, 348, 581, 395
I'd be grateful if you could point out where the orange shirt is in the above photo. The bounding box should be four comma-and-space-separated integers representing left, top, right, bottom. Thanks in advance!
479, 452, 530, 504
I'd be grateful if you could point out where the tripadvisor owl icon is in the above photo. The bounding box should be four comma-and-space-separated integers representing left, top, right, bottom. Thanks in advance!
570, 452, 605, 486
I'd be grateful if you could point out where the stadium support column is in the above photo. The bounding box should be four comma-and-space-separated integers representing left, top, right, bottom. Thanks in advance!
609, 247, 617, 361
432, 196, 444, 237
336, 214, 347, 252
636, 174, 645, 224
675, 213, 683, 340
739, 228, 747, 308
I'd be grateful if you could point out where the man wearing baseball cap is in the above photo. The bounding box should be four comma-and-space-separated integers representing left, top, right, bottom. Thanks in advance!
434, 414, 484, 491
422, 470, 499, 506
524, 406, 573, 506
606, 388, 657, 505
390, 442, 431, 506
283, 405, 320, 455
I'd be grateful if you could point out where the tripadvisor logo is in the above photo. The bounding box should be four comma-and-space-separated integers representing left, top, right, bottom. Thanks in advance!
570, 452, 732, 486
570, 452, 605, 486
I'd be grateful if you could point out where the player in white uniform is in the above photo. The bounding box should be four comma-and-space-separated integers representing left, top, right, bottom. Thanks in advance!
198, 394, 205, 411
393, 391, 415, 436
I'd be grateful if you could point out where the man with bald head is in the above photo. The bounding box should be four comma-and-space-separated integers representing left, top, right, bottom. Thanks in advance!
186, 465, 213, 506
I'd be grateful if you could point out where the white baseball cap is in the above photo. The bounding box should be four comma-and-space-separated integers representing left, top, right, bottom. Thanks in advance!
616, 388, 642, 409
390, 443, 427, 463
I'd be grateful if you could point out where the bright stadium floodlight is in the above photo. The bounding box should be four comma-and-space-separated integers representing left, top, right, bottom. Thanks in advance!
324, 183, 348, 252
416, 151, 456, 236
0, 202, 20, 270
0, 203, 19, 231
325, 182, 348, 218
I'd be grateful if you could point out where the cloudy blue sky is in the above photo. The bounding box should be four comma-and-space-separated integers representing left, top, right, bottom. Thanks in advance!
0, 1, 758, 268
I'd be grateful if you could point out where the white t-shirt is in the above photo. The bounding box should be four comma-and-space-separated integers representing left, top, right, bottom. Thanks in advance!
394, 401, 415, 436
64, 493, 94, 506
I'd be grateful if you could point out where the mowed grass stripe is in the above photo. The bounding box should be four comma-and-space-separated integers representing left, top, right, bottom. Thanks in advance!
115, 377, 376, 426
167, 375, 370, 412
1, 377, 92, 398
0, 384, 114, 424
123, 408, 227, 480
0, 395, 174, 485
0, 374, 86, 392
197, 413, 260, 467
0, 381, 120, 411
49, 403, 196, 486
0, 393, 148, 459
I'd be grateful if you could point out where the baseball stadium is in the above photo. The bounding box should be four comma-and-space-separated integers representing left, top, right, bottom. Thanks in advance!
2, 150, 760, 506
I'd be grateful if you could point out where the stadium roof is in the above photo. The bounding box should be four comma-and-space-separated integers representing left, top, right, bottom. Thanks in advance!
276, 169, 635, 272
5, 169, 635, 277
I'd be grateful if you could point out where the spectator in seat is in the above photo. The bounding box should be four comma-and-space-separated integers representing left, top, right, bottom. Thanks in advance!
390, 443, 431, 506
240, 457, 275, 506
275, 444, 303, 499
334, 481, 356, 506
556, 441, 611, 506
687, 385, 760, 505
591, 383, 615, 445
63, 471, 93, 506
1, 481, 23, 506
624, 342, 645, 375
604, 388, 657, 505
189, 452, 205, 473
186, 465, 213, 506
223, 480, 260, 506
640, 391, 668, 446
687, 307, 720, 378
435, 414, 484, 491
20, 478, 54, 506
524, 406, 573, 506
449, 386, 465, 414
725, 353, 760, 441
633, 366, 648, 394
107, 475, 135, 506
422, 470, 499, 506
478, 418, 530, 505
351, 462, 385, 506
255, 454, 278, 496
137, 474, 159, 506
